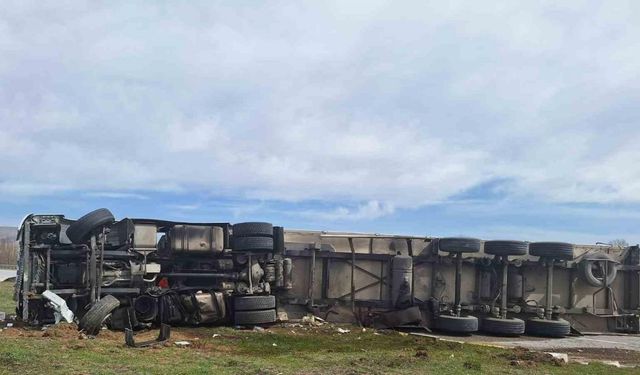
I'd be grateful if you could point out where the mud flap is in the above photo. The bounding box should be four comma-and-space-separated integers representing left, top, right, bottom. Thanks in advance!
125, 324, 171, 348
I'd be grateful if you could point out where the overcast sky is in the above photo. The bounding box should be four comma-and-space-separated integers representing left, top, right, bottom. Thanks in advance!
1, 1, 639, 244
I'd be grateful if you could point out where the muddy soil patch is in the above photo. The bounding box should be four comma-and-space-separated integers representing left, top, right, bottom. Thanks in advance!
562, 347, 640, 365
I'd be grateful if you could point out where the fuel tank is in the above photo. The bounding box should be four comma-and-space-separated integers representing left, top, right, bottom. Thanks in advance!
167, 225, 224, 255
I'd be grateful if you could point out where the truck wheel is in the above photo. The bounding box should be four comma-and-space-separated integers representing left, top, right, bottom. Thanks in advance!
66, 208, 115, 244
234, 295, 276, 311
579, 253, 618, 287
233, 236, 274, 252
438, 238, 481, 253
529, 242, 574, 260
480, 317, 525, 336
234, 309, 277, 326
434, 315, 478, 333
525, 318, 571, 337
233, 222, 273, 237
484, 241, 528, 256
79, 295, 120, 336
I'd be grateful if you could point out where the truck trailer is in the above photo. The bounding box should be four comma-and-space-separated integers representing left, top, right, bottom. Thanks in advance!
13, 209, 640, 338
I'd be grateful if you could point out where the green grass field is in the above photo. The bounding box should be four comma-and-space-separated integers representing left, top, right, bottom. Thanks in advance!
0, 280, 14, 314
0, 281, 635, 374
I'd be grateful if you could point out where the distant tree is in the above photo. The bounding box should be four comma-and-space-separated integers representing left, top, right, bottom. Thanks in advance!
608, 239, 629, 249
0, 238, 18, 264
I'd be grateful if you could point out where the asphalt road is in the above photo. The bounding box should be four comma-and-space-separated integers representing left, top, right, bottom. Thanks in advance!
426, 332, 640, 366
0, 269, 16, 282
475, 334, 640, 352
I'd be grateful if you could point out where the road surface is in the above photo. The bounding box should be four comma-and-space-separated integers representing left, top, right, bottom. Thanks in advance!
0, 269, 16, 282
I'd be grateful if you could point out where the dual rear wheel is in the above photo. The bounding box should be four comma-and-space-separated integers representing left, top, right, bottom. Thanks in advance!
232, 222, 274, 252
233, 295, 277, 326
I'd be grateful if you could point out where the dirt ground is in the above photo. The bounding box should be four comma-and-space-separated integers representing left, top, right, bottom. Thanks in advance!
0, 279, 638, 374
0, 320, 638, 374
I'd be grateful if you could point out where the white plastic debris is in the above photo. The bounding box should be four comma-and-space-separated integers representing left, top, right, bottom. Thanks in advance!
42, 290, 74, 323
174, 341, 191, 347
337, 328, 350, 334
0, 311, 5, 321
6, 323, 13, 327
272, 343, 278, 347
301, 315, 324, 326
277, 311, 289, 322
545, 352, 569, 363
212, 334, 221, 338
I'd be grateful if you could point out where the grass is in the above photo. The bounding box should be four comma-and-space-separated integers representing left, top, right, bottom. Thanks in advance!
0, 281, 14, 314
0, 281, 636, 374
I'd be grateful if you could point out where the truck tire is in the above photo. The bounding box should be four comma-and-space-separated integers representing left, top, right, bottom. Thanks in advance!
67, 208, 115, 244
79, 295, 120, 336
234, 295, 276, 311
233, 222, 273, 237
484, 241, 528, 256
434, 315, 478, 333
480, 317, 525, 336
438, 238, 481, 253
234, 309, 277, 326
579, 253, 618, 287
525, 318, 570, 337
529, 242, 574, 260
233, 236, 274, 252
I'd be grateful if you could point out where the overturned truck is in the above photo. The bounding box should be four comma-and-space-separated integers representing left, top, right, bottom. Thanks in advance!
14, 209, 640, 338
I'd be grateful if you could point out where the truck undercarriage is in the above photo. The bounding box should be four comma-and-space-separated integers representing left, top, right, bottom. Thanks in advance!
14, 209, 640, 338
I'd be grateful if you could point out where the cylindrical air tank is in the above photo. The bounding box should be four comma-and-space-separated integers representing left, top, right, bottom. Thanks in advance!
391, 254, 413, 308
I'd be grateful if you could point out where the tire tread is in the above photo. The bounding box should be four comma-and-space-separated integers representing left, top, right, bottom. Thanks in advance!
79, 295, 120, 335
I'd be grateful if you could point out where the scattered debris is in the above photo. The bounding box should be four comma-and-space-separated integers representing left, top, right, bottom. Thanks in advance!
125, 324, 171, 348
0, 311, 5, 321
545, 352, 568, 364
253, 326, 265, 332
174, 341, 191, 347
42, 290, 74, 323
337, 328, 350, 334
500, 347, 565, 367
301, 315, 325, 326
277, 311, 289, 322
212, 333, 221, 338
272, 343, 278, 347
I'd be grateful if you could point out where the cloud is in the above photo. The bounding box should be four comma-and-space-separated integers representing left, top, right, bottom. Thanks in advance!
299, 200, 395, 222
0, 1, 640, 221
85, 192, 149, 200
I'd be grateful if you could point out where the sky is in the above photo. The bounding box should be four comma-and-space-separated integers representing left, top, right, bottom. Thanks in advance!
0, 1, 639, 244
